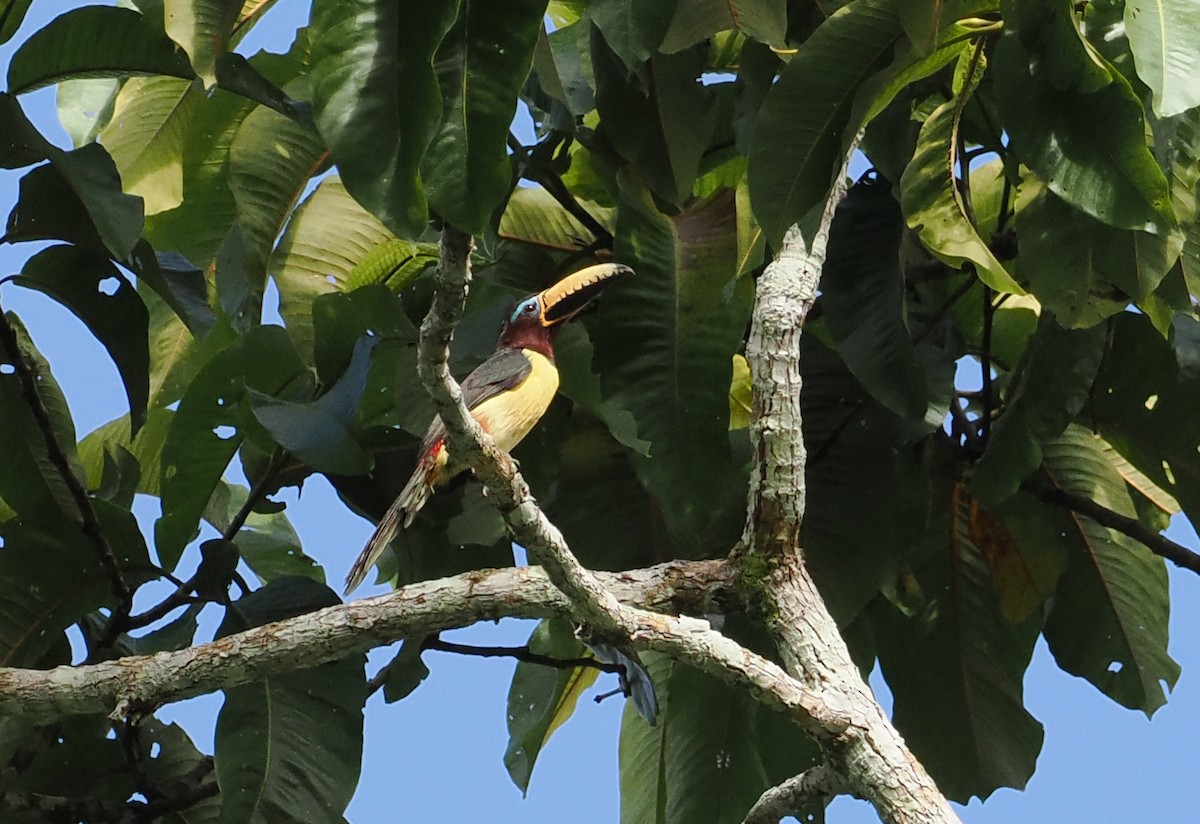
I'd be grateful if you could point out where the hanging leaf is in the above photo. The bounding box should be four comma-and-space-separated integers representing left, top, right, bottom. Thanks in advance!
1124, 0, 1200, 116
309, 0, 460, 237
215, 577, 364, 824
163, 0, 240, 88
421, 0, 546, 232
588, 0, 678, 69
14, 245, 150, 435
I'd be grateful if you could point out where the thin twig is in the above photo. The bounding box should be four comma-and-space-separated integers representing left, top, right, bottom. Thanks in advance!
422, 637, 626, 675
0, 305, 133, 614
1022, 476, 1200, 576
980, 286, 995, 441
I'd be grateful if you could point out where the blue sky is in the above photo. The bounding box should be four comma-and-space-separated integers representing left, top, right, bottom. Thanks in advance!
2, 3, 1198, 822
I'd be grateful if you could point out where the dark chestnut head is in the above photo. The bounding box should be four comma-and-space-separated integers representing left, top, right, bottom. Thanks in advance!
498, 263, 634, 355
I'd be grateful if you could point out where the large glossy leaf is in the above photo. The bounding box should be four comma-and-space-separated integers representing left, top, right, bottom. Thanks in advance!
971, 313, 1106, 507
1008, 0, 1111, 93
1124, 0, 1200, 116
56, 77, 120, 148
228, 105, 328, 289
589, 175, 749, 555
14, 245, 150, 435
873, 481, 1042, 802
78, 407, 174, 499
1041, 426, 1180, 714
619, 654, 822, 824
898, 0, 997, 55
7, 6, 194, 93
421, 0, 545, 232
499, 186, 614, 251
1014, 186, 1184, 326
0, 94, 144, 258
96, 76, 199, 216
503, 618, 601, 794
309, 0, 459, 237
593, 40, 716, 208
588, 0, 677, 69
142, 721, 221, 823
270, 176, 396, 363
156, 326, 308, 569
215, 577, 364, 824
164, 0, 239, 88
205, 483, 323, 583
994, 31, 1174, 233
747, 0, 901, 246
899, 87, 1023, 294
823, 177, 928, 419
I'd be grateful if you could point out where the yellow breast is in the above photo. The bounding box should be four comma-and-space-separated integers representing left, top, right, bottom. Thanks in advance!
471, 350, 559, 452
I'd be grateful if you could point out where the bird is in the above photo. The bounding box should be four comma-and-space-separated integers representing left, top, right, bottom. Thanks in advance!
344, 261, 633, 594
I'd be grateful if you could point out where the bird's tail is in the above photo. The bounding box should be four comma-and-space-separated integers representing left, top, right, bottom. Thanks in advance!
344, 463, 435, 595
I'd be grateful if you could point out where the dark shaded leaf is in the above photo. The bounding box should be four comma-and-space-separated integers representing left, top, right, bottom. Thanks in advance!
14, 245, 150, 435
588, 0, 678, 69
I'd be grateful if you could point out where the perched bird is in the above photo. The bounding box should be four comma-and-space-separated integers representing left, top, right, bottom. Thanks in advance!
344, 262, 633, 593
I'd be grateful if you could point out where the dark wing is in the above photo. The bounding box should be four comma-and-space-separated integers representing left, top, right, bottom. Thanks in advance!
417, 348, 533, 453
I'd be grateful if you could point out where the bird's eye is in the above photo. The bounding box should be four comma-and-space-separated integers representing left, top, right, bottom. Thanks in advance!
522, 302, 537, 315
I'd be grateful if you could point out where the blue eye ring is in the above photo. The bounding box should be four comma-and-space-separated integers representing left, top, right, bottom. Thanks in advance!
511, 298, 539, 323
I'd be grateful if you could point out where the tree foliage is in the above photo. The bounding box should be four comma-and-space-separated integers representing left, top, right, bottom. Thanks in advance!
0, 0, 1199, 821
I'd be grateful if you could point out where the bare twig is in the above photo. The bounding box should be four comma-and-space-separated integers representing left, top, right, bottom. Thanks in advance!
0, 306, 133, 619
422, 637, 625, 676
1023, 476, 1200, 576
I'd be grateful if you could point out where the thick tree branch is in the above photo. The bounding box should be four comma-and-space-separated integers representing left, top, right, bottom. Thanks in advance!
1023, 476, 1200, 575
0, 561, 826, 724
736, 143, 961, 824
743, 764, 849, 824
414, 227, 846, 736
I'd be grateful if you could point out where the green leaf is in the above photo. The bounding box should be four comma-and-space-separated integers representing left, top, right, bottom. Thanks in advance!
504, 618, 601, 793
660, 0, 787, 51
994, 31, 1175, 233
379, 638, 431, 703
56, 77, 120, 148
873, 481, 1043, 802
206, 483, 322, 583
823, 178, 929, 419
555, 323, 651, 456
97, 76, 200, 215
1041, 425, 1180, 714
1008, 0, 1111, 93
898, 0, 998, 55
133, 245, 219, 339
156, 326, 308, 569
0, 313, 81, 523
164, 0, 240, 88
0, 0, 32, 45
215, 577, 364, 824
588, 0, 678, 69
498, 186, 614, 251
344, 238, 439, 292
590, 175, 750, 555
14, 245, 150, 435
78, 407, 174, 498
593, 40, 716, 207
1124, 0, 1200, 116
421, 0, 545, 232
0, 94, 144, 258
228, 105, 328, 291
270, 176, 396, 363
619, 654, 822, 824
533, 21, 596, 116
141, 720, 221, 822
748, 0, 902, 246
1014, 185, 1183, 326
899, 87, 1024, 294
248, 335, 376, 475
7, 6, 194, 93
309, 0, 459, 237
971, 313, 1105, 507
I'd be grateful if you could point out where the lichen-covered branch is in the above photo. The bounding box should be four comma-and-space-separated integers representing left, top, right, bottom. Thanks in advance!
743, 763, 848, 824
0, 560, 837, 738
736, 144, 962, 824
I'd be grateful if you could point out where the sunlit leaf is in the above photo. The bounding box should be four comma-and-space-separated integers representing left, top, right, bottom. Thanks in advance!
1124, 0, 1200, 116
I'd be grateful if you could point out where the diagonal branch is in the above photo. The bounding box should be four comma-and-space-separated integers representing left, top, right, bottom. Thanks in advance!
0, 305, 133, 615
414, 226, 846, 737
1022, 476, 1200, 576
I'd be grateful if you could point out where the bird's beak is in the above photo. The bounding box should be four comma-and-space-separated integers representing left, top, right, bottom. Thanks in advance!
537, 263, 634, 326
